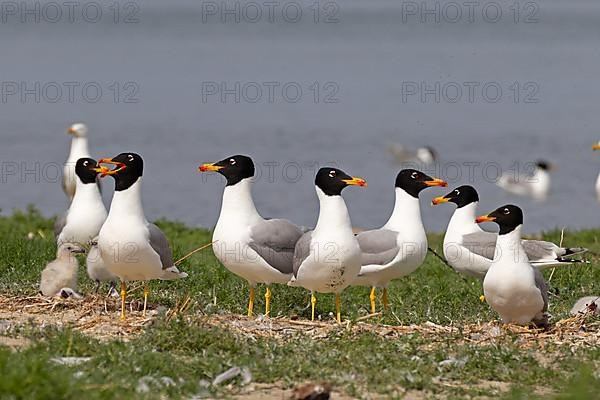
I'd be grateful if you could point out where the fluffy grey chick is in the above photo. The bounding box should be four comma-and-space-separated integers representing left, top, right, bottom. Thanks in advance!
86, 237, 117, 293
40, 243, 84, 297
570, 296, 599, 316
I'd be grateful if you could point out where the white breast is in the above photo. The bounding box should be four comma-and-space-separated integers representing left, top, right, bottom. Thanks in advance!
58, 182, 107, 245
483, 227, 544, 324
296, 229, 361, 293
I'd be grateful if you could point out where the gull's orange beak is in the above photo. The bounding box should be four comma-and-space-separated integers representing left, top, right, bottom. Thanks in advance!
98, 158, 126, 177
593, 143, 600, 151
67, 127, 76, 135
342, 177, 367, 187
91, 165, 110, 175
199, 163, 223, 172
424, 178, 448, 187
475, 215, 496, 224
431, 195, 450, 206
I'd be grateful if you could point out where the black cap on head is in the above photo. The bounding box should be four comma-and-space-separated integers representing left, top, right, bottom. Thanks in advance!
395, 169, 447, 198
436, 185, 479, 208
100, 152, 144, 192
201, 155, 254, 187
75, 158, 100, 185
315, 167, 366, 196
480, 204, 523, 235
535, 160, 551, 171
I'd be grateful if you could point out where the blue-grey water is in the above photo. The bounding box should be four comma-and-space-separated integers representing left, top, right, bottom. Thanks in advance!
0, 0, 598, 233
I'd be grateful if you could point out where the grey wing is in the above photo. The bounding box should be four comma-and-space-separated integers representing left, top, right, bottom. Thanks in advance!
461, 231, 498, 259
54, 212, 67, 238
293, 231, 313, 278
533, 268, 549, 312
247, 219, 303, 275
522, 240, 559, 261
356, 229, 399, 266
148, 224, 174, 269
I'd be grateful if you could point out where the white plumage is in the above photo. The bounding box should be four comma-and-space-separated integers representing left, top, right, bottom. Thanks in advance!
478, 205, 548, 327
57, 161, 107, 246
63, 123, 91, 202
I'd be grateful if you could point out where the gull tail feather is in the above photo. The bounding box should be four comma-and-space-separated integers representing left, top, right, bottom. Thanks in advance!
561, 247, 588, 257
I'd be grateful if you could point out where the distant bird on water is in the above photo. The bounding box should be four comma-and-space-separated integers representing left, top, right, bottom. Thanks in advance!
388, 144, 437, 165
496, 160, 553, 200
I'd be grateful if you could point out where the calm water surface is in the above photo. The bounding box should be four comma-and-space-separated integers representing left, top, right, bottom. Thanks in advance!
0, 0, 598, 233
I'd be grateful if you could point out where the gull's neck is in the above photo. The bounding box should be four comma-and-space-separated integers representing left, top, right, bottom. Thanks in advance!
314, 187, 352, 232
72, 178, 104, 207
68, 137, 90, 161
383, 188, 424, 234
495, 225, 527, 262
218, 178, 262, 225
447, 202, 481, 236
108, 178, 146, 222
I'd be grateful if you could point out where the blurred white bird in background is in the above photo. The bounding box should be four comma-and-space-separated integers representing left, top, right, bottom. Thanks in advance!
388, 144, 437, 165
496, 160, 553, 201
63, 123, 91, 202
593, 141, 600, 202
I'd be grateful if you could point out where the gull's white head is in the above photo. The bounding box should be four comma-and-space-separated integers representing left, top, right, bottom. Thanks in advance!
67, 123, 88, 138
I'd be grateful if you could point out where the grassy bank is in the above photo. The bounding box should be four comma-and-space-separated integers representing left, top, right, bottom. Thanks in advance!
0, 208, 599, 398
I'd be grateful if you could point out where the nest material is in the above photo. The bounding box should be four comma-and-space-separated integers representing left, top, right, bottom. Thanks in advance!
0, 294, 598, 348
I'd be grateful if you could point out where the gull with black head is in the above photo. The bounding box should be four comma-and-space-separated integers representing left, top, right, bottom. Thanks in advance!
97, 152, 187, 319
496, 160, 553, 200
289, 167, 367, 323
56, 158, 107, 246
432, 185, 586, 279
352, 169, 447, 313
199, 155, 304, 317
476, 205, 549, 327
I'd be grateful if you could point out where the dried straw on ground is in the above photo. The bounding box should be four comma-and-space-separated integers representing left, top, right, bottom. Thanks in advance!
0, 294, 598, 349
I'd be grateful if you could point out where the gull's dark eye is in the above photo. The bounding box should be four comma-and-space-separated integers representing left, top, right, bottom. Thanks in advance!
455, 190, 460, 195
128, 155, 134, 161
329, 170, 336, 178
411, 172, 418, 179
83, 161, 88, 166
230, 158, 236, 165
504, 208, 510, 214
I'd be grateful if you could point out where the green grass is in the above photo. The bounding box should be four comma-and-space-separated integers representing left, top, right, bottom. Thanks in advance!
0, 208, 599, 399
